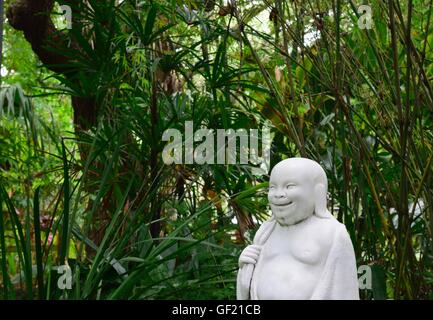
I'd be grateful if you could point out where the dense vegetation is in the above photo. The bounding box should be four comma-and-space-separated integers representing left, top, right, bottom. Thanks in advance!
0, 0, 432, 299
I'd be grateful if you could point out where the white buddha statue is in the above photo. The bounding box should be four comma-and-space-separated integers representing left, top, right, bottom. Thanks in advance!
237, 158, 359, 300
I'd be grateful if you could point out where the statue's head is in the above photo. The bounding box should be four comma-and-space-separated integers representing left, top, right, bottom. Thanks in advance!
268, 157, 333, 226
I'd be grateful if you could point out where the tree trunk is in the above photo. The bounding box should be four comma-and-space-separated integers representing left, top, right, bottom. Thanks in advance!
7, 0, 98, 131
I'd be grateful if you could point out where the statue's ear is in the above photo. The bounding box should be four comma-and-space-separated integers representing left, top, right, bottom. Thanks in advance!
314, 183, 333, 219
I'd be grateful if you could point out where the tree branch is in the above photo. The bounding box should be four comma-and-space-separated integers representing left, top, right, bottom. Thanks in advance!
7, 0, 70, 74
7, 0, 98, 130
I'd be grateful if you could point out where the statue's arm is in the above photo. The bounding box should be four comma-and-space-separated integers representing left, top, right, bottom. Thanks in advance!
236, 264, 254, 300
311, 224, 360, 300
236, 244, 261, 299
330, 225, 360, 300
236, 219, 275, 300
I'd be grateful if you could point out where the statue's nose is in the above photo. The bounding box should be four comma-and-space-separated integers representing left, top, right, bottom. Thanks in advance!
274, 190, 286, 198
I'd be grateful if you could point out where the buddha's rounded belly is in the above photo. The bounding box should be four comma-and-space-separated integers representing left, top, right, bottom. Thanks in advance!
255, 255, 320, 300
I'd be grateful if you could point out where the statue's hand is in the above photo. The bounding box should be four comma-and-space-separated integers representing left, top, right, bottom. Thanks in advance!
239, 245, 262, 268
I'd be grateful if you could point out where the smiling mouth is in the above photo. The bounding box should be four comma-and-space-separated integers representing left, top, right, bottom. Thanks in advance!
272, 201, 293, 207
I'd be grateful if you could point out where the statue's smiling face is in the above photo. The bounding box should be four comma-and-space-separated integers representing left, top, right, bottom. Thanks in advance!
268, 162, 316, 226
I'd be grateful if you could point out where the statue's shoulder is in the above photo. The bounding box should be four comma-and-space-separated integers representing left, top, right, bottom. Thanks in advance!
253, 218, 276, 245
311, 216, 347, 246
315, 215, 344, 229
315, 216, 352, 246
328, 218, 350, 235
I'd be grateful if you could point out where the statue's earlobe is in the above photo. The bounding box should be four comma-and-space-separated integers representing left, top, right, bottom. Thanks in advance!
314, 183, 333, 219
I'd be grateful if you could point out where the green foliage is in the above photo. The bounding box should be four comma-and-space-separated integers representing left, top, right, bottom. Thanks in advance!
1, 0, 432, 300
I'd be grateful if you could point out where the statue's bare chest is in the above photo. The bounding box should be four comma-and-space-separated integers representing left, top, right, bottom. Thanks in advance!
261, 223, 328, 265
253, 220, 333, 299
